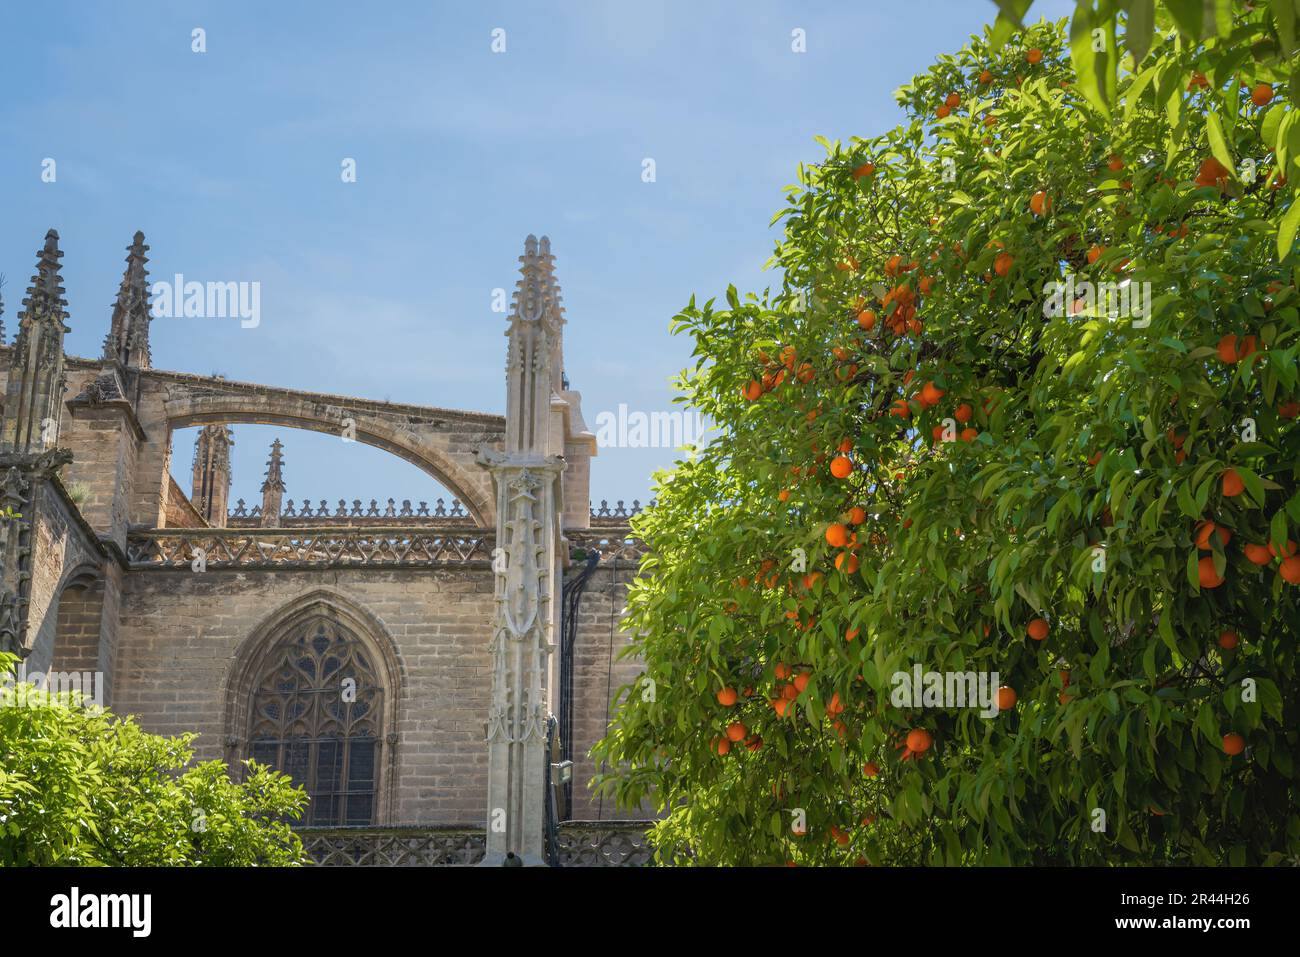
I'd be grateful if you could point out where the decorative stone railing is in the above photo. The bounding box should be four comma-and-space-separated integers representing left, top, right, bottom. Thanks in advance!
228, 496, 472, 525
566, 527, 647, 562
218, 497, 653, 528
126, 526, 494, 569
590, 499, 655, 522
297, 821, 657, 867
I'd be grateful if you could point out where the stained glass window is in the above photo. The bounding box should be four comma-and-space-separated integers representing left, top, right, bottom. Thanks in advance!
247, 618, 383, 826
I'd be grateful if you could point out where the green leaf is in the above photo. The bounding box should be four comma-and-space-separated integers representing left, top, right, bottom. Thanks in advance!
1122, 0, 1155, 65
1070, 0, 1118, 114
1206, 111, 1234, 173
1272, 0, 1297, 58
1163, 0, 1205, 39
1279, 199, 1300, 261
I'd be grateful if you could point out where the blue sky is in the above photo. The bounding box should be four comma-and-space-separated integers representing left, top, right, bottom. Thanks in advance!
1, 0, 1071, 515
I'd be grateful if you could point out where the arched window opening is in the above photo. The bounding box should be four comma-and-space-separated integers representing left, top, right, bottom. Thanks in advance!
246, 616, 383, 826
51, 575, 104, 674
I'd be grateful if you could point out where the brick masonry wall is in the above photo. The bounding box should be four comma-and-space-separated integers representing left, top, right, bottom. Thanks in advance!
23, 479, 106, 675
113, 567, 497, 825
58, 368, 139, 546
566, 562, 648, 820
50, 579, 106, 674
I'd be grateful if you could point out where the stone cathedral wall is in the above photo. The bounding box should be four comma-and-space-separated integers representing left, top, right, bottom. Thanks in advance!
113, 568, 496, 825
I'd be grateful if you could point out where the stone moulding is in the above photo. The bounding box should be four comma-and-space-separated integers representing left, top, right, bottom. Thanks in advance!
125, 525, 495, 569
298, 821, 658, 867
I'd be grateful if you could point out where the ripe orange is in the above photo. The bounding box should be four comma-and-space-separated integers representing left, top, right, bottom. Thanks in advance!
1218, 630, 1239, 650
830, 455, 853, 479
1195, 521, 1232, 550
793, 672, 811, 694
778, 488, 791, 503
858, 309, 877, 330
945, 92, 961, 109
1188, 71, 1209, 90
835, 551, 859, 574
1282, 555, 1300, 585
953, 403, 972, 423
1198, 556, 1225, 588
1244, 542, 1272, 565
745, 735, 763, 752
1222, 469, 1245, 497
726, 722, 746, 742
845, 626, 860, 642
1217, 334, 1241, 363
717, 687, 738, 706
959, 427, 979, 443
920, 381, 945, 405
1026, 48, 1042, 64
979, 69, 993, 84
891, 398, 911, 418
1195, 156, 1230, 188
826, 523, 849, 547
1087, 244, 1106, 264
863, 761, 879, 777
996, 686, 1017, 711
1251, 83, 1274, 107
853, 162, 876, 180
1029, 190, 1050, 216
936, 104, 951, 119
1270, 540, 1299, 558
826, 692, 845, 716
906, 728, 932, 753
774, 662, 792, 680
1222, 732, 1245, 756
781, 683, 799, 701
1027, 618, 1049, 641
1107, 154, 1124, 171
848, 506, 867, 524
994, 252, 1014, 276
716, 738, 731, 756
742, 380, 762, 401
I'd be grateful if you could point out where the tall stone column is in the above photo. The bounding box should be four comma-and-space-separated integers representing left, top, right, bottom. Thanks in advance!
476, 235, 567, 866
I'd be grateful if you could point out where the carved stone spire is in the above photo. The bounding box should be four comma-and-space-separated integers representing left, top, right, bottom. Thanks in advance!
190, 425, 233, 527
1, 230, 70, 454
504, 234, 566, 454
103, 230, 152, 369
260, 438, 285, 528
475, 235, 571, 866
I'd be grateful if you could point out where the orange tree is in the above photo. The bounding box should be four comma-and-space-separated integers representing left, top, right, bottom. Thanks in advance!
593, 7, 1300, 865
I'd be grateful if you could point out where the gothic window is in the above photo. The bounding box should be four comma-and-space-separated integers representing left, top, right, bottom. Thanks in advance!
246, 617, 383, 826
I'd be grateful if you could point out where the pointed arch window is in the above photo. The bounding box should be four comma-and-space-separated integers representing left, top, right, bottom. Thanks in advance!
246, 617, 383, 826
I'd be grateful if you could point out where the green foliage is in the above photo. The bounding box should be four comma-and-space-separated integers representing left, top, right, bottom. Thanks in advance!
0, 652, 308, 865
594, 12, 1300, 866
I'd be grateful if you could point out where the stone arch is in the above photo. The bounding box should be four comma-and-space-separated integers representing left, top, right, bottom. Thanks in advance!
49, 564, 105, 676
156, 382, 503, 525
223, 589, 405, 825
